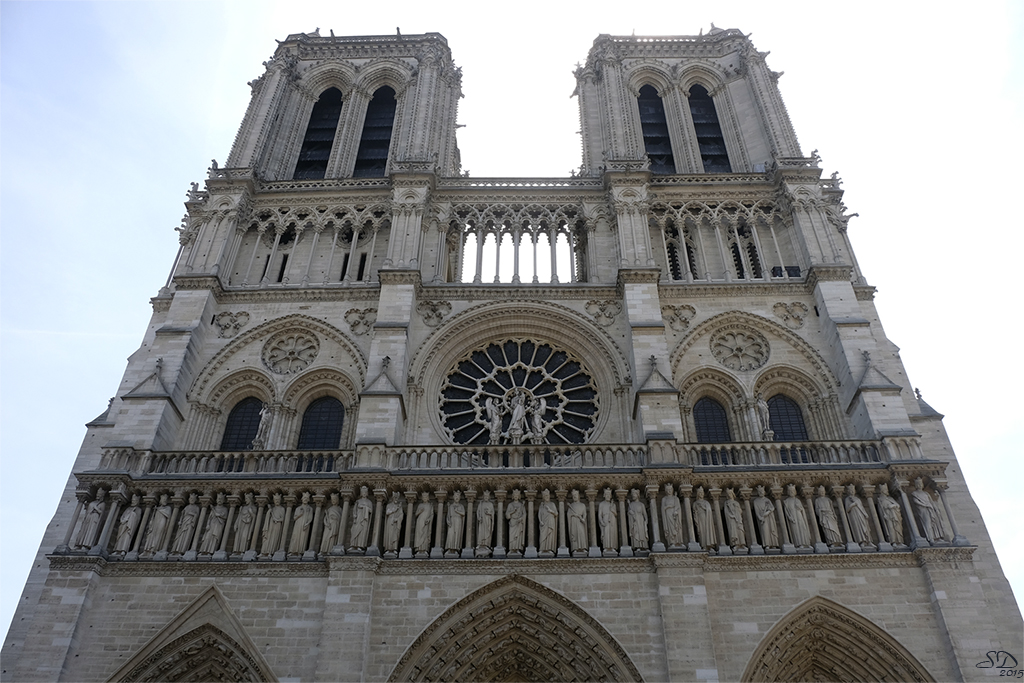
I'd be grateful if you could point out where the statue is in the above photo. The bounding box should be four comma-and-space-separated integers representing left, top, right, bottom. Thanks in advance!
537, 489, 558, 554
507, 391, 529, 444
199, 493, 228, 554
529, 397, 547, 445
845, 485, 871, 545
251, 402, 273, 450
75, 489, 107, 549
627, 489, 649, 550
783, 484, 811, 547
348, 486, 373, 551
661, 483, 684, 547
567, 489, 588, 553
288, 492, 314, 554
505, 489, 526, 553
752, 486, 779, 548
171, 493, 201, 554
113, 494, 142, 554
692, 487, 716, 550
320, 493, 343, 554
383, 492, 404, 553
910, 478, 945, 542
233, 492, 257, 553
877, 483, 904, 545
261, 493, 285, 555
723, 488, 746, 548
476, 491, 494, 552
756, 393, 771, 435
815, 486, 842, 546
143, 494, 171, 553
414, 492, 433, 554
598, 488, 618, 551
485, 397, 503, 445
445, 491, 466, 553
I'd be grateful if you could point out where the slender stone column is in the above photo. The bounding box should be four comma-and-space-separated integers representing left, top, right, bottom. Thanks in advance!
681, 485, 700, 551
646, 484, 666, 552
896, 479, 928, 548
494, 490, 507, 559
431, 490, 446, 559
549, 226, 559, 283
462, 490, 476, 559
56, 494, 87, 554
935, 482, 969, 546
91, 493, 123, 557
473, 226, 484, 283
739, 487, 762, 555
862, 485, 892, 552
260, 227, 284, 286
276, 495, 295, 561
616, 488, 633, 557
771, 486, 792, 553
555, 489, 570, 558
400, 490, 416, 559
832, 486, 859, 553
367, 489, 386, 557
301, 226, 322, 286
184, 495, 210, 561
247, 494, 267, 560
586, 488, 600, 557
336, 489, 352, 555
512, 229, 522, 284
158, 497, 183, 561
343, 227, 361, 283
710, 488, 731, 556
216, 496, 238, 561
126, 497, 154, 561
802, 485, 828, 554
525, 490, 538, 559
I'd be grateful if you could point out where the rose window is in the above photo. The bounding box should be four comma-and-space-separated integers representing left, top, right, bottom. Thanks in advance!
440, 339, 598, 445
261, 331, 320, 374
710, 328, 769, 371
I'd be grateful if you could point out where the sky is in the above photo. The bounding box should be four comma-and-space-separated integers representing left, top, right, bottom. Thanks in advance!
2, 0, 1022, 644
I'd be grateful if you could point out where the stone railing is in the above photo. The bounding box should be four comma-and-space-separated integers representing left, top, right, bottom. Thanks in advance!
670, 440, 885, 468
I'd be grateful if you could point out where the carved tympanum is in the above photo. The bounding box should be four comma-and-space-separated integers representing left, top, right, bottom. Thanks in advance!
261, 331, 319, 374
710, 328, 769, 371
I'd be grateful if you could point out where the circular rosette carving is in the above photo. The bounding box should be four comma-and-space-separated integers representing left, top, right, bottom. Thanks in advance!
439, 339, 598, 446
710, 328, 769, 371
261, 331, 320, 375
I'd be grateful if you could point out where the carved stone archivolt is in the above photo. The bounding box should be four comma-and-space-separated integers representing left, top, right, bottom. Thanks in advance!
260, 331, 319, 374
439, 339, 599, 445
710, 327, 769, 371
213, 311, 250, 338
772, 302, 809, 329
117, 624, 272, 682
387, 574, 643, 683
662, 304, 696, 332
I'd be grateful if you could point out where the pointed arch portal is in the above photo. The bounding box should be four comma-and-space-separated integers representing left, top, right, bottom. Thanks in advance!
388, 575, 643, 682
742, 597, 934, 682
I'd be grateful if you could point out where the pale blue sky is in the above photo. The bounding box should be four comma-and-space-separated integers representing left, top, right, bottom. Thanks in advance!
3, 0, 1022, 644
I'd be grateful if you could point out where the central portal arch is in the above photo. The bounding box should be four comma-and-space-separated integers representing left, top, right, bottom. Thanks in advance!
388, 574, 644, 682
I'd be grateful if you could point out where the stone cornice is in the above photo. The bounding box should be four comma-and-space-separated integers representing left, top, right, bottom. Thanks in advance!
805, 265, 854, 290
373, 558, 655, 575
419, 284, 619, 301
659, 282, 809, 298
377, 270, 423, 286
617, 268, 662, 285
854, 285, 877, 301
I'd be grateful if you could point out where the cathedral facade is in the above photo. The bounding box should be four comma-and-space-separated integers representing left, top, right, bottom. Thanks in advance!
3, 29, 1020, 682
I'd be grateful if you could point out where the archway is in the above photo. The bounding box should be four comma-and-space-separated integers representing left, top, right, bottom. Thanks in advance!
741, 597, 933, 682
388, 575, 643, 682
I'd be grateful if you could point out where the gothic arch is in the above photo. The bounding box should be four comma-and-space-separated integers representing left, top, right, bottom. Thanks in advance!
355, 59, 415, 97
624, 62, 675, 96
387, 575, 643, 683
280, 368, 360, 448
300, 62, 357, 98
741, 596, 933, 682
678, 64, 727, 93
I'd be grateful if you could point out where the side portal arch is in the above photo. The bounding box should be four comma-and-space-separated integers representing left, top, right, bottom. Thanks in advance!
388, 574, 643, 682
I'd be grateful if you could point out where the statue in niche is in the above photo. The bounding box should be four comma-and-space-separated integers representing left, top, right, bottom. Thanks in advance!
383, 492, 404, 553
815, 486, 843, 546
507, 390, 529, 445
485, 397, 504, 445
598, 488, 618, 551
567, 489, 588, 552
261, 493, 285, 555
414, 492, 433, 554
233, 492, 257, 553
446, 491, 465, 553
113, 494, 142, 554
320, 493, 343, 554
199, 493, 228, 554
348, 486, 373, 551
753, 486, 779, 548
628, 489, 649, 551
171, 493, 201, 554
538, 489, 558, 554
75, 489, 107, 549
143, 494, 172, 553
661, 483, 684, 548
877, 483, 904, 545
756, 393, 771, 436
692, 486, 716, 550
288, 492, 314, 554
529, 397, 547, 445
783, 484, 811, 547
845, 485, 871, 545
251, 403, 273, 450
506, 489, 526, 553
910, 478, 945, 542
723, 488, 746, 548
476, 491, 494, 552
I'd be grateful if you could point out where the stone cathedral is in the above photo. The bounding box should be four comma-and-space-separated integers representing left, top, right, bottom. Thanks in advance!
3, 28, 1020, 683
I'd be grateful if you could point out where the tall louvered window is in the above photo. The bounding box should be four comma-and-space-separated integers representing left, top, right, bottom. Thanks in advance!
688, 84, 732, 173
353, 86, 397, 178
293, 88, 344, 180
693, 397, 731, 443
637, 85, 676, 174
768, 394, 809, 441
297, 397, 344, 450
220, 397, 263, 451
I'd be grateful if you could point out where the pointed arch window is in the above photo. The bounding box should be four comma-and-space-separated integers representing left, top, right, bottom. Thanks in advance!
637, 85, 676, 174
297, 397, 345, 450
293, 87, 344, 180
768, 394, 808, 441
688, 84, 732, 173
353, 86, 397, 178
219, 397, 263, 451
693, 397, 731, 443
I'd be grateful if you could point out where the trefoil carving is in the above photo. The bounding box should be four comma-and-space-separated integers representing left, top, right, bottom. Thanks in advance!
213, 311, 250, 338
417, 300, 452, 328
345, 308, 377, 336
773, 302, 809, 329
662, 304, 696, 332
585, 300, 621, 327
